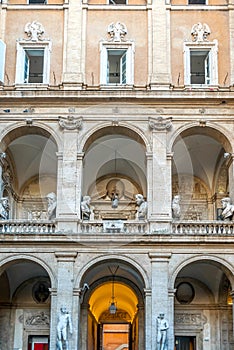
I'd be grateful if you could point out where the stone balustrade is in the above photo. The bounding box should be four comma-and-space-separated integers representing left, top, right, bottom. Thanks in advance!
0, 219, 234, 236
172, 221, 234, 235
0, 220, 56, 234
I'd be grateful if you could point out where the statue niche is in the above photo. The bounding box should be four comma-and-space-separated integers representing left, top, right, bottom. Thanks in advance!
88, 176, 141, 220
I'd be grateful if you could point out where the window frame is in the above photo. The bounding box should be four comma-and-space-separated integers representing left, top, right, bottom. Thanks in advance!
183, 40, 218, 87
188, 0, 207, 5
100, 41, 134, 86
15, 40, 51, 85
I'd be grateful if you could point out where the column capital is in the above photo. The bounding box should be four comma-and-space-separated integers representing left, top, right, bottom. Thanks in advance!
144, 288, 152, 297
56, 151, 63, 160
55, 251, 78, 262
149, 252, 171, 262
49, 287, 57, 296
77, 152, 84, 161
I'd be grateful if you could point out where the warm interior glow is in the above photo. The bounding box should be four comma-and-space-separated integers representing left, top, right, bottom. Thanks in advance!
89, 282, 138, 322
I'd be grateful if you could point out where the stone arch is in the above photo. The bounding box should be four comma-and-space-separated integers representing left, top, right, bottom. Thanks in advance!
80, 122, 151, 154
168, 122, 233, 154
0, 122, 61, 152
0, 254, 57, 288
169, 254, 234, 290
75, 254, 149, 290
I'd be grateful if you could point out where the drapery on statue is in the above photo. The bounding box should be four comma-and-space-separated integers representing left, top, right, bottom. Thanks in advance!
46, 192, 57, 220
57, 306, 73, 350
0, 197, 9, 220
81, 195, 94, 220
220, 197, 234, 221
172, 195, 181, 219
156, 313, 169, 350
135, 194, 147, 220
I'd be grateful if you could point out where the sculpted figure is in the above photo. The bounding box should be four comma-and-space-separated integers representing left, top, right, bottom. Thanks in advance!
135, 194, 147, 220
81, 195, 93, 220
46, 192, 57, 220
220, 197, 234, 221
156, 313, 169, 350
172, 195, 181, 219
57, 307, 73, 350
0, 197, 9, 220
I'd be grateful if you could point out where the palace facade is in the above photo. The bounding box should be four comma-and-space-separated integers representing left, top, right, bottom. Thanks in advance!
0, 0, 234, 348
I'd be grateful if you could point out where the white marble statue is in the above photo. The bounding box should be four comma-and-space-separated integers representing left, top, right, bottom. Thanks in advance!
46, 192, 57, 220
57, 306, 73, 350
172, 195, 181, 219
0, 197, 9, 220
135, 194, 147, 220
156, 313, 169, 350
221, 197, 234, 221
81, 195, 94, 220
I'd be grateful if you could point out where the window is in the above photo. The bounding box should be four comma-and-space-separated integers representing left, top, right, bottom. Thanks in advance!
15, 41, 51, 85
28, 0, 46, 4
109, 0, 126, 4
188, 0, 206, 4
100, 43, 134, 86
0, 40, 6, 84
184, 41, 218, 86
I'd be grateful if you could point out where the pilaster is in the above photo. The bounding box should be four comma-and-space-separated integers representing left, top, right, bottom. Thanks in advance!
49, 288, 58, 350
149, 252, 171, 349
144, 288, 152, 350
55, 252, 78, 349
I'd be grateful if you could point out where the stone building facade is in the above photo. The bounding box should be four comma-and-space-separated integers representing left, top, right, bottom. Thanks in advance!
0, 0, 234, 349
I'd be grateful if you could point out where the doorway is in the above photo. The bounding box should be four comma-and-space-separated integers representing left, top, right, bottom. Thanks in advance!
28, 335, 49, 350
101, 323, 130, 350
175, 336, 196, 350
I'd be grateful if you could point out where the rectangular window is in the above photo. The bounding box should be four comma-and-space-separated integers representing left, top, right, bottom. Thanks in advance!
107, 49, 127, 84
188, 0, 206, 4
190, 50, 210, 85
28, 0, 46, 4
24, 49, 44, 83
109, 0, 126, 4
0, 40, 6, 84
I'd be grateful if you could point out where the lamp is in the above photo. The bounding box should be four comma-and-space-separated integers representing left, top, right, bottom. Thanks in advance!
108, 265, 119, 314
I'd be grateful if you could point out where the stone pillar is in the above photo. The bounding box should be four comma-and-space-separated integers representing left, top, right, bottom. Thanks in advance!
62, 0, 84, 88
148, 118, 172, 232
76, 153, 84, 220
149, 0, 171, 89
57, 116, 83, 232
168, 289, 176, 350
144, 289, 152, 350
73, 288, 82, 350
230, 290, 234, 337
80, 302, 89, 350
49, 288, 58, 350
55, 252, 78, 350
138, 303, 145, 350
227, 154, 234, 201
149, 253, 171, 350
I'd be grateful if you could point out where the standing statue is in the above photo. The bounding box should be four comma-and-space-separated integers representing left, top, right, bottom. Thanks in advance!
0, 197, 9, 220
156, 313, 169, 350
46, 192, 57, 220
135, 194, 147, 220
111, 193, 119, 208
220, 197, 234, 221
57, 306, 73, 350
172, 195, 181, 219
81, 195, 94, 220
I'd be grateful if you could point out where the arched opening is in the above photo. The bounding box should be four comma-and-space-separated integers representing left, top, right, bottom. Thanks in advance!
0, 126, 58, 220
172, 126, 232, 220
82, 127, 147, 220
79, 259, 145, 350
0, 258, 52, 350
174, 259, 233, 350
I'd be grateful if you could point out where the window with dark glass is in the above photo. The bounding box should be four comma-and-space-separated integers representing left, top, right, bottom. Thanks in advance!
188, 0, 206, 4
190, 50, 210, 85
107, 49, 127, 84
24, 49, 44, 83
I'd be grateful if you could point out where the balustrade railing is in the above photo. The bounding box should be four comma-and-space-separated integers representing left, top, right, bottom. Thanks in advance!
0, 220, 56, 234
172, 221, 234, 235
79, 220, 147, 234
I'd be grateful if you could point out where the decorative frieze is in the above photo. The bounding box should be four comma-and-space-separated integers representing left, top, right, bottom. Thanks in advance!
25, 21, 45, 42
25, 311, 50, 326
148, 116, 172, 131
58, 115, 83, 131
191, 22, 211, 43
107, 22, 127, 42
175, 312, 206, 328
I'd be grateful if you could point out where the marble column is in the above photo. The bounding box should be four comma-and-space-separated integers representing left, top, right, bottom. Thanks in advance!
149, 252, 171, 350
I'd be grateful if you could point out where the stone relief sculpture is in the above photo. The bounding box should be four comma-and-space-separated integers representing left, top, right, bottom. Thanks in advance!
172, 195, 181, 219
58, 115, 83, 131
135, 194, 147, 220
46, 192, 57, 220
156, 313, 169, 350
81, 195, 94, 220
25, 21, 45, 41
57, 306, 73, 350
191, 22, 211, 42
220, 197, 234, 221
0, 197, 9, 220
107, 22, 127, 42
